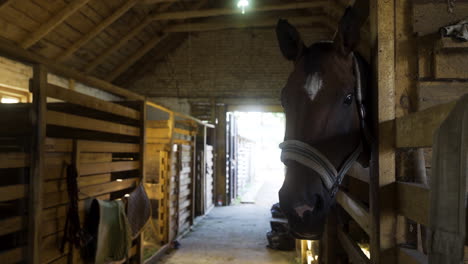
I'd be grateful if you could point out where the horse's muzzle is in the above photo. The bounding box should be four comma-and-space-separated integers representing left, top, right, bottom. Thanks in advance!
278, 167, 332, 240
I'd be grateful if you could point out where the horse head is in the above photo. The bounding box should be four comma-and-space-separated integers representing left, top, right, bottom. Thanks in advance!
276, 8, 371, 240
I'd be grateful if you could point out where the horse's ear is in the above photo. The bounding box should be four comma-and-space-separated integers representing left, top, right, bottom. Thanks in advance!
276, 19, 305, 61
334, 7, 361, 56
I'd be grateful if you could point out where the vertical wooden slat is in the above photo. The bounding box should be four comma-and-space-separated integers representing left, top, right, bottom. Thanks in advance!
29, 64, 47, 264
137, 100, 147, 262
202, 126, 207, 214
191, 132, 197, 224
369, 0, 397, 263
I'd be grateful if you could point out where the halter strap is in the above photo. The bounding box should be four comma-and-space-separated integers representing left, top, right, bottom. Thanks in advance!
279, 53, 368, 198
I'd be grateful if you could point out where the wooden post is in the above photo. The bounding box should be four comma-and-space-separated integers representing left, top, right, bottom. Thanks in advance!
202, 125, 207, 214
369, 0, 397, 263
191, 129, 197, 224
215, 104, 227, 205
395, 0, 420, 249
28, 64, 47, 264
137, 100, 147, 263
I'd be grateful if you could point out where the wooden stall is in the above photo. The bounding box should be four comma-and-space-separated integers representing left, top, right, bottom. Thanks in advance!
0, 54, 215, 264
142, 102, 215, 262
298, 0, 468, 263
0, 65, 145, 264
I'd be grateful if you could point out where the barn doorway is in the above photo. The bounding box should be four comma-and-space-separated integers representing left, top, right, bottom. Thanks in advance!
226, 111, 286, 206
158, 110, 295, 264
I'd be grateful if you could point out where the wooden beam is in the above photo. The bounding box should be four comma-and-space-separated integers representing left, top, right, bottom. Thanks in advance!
337, 227, 370, 264
80, 140, 140, 153
106, 34, 168, 81
348, 163, 370, 183
21, 0, 92, 49
434, 50, 468, 79
56, 0, 139, 62
0, 184, 27, 202
397, 182, 429, 226
395, 101, 456, 148
417, 81, 468, 111
46, 83, 140, 120
164, 16, 331, 32
0, 216, 23, 237
28, 64, 47, 264
0, 247, 24, 263
336, 190, 371, 235
0, 152, 29, 168
369, 0, 396, 262
46, 110, 140, 136
83, 2, 174, 73
80, 161, 139, 176
150, 2, 327, 20
0, 37, 144, 100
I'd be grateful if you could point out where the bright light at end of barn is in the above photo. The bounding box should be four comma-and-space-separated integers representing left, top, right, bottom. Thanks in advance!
237, 0, 249, 14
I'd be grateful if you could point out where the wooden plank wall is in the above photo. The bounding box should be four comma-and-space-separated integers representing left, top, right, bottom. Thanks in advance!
0, 67, 144, 264
143, 106, 207, 261
321, 1, 468, 264
177, 144, 193, 235
43, 83, 143, 264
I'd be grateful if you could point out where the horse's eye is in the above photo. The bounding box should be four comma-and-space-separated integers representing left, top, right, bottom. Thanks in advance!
344, 93, 354, 105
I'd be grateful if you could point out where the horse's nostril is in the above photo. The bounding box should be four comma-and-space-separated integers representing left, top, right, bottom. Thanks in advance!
294, 204, 315, 218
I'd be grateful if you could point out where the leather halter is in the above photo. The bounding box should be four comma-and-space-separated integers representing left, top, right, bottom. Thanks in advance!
279, 54, 368, 198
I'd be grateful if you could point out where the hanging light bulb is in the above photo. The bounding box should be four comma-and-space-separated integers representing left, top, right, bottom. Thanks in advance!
237, 0, 249, 14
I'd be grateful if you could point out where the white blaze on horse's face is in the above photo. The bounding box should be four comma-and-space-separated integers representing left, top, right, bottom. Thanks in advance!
303, 72, 323, 101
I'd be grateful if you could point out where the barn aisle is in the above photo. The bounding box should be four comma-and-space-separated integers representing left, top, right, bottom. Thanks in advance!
158, 172, 295, 264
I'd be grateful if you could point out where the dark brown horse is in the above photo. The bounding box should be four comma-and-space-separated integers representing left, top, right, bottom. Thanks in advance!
276, 8, 371, 239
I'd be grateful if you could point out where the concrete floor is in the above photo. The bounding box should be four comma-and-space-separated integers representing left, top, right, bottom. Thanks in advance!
158, 174, 296, 264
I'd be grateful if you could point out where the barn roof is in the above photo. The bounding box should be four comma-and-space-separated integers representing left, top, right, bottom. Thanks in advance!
0, 0, 349, 88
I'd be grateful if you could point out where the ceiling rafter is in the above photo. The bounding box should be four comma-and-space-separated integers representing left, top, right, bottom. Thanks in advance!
150, 2, 327, 21
56, 0, 140, 62
82, 2, 175, 73
106, 0, 208, 82
21, 0, 92, 49
163, 16, 332, 33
